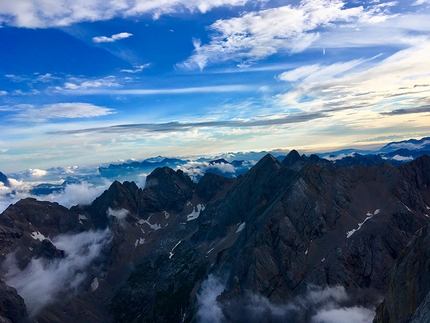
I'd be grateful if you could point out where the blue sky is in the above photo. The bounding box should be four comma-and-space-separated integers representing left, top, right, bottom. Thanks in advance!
0, 0, 430, 173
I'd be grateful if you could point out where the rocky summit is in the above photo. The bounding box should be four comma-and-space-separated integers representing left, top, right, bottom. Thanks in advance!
0, 153, 430, 323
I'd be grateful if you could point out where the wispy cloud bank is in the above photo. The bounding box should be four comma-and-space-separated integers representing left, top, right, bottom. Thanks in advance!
7, 103, 114, 122
0, 0, 262, 28
93, 32, 133, 43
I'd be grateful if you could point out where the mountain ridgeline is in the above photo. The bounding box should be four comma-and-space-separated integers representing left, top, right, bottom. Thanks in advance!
1, 151, 430, 323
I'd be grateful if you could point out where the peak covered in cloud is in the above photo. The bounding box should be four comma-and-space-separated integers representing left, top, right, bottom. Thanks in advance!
93, 32, 133, 43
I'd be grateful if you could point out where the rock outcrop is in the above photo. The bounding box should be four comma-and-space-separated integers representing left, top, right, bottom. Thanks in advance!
374, 225, 430, 323
0, 280, 28, 323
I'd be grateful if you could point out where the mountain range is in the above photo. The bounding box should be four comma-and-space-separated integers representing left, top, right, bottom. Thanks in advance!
1, 141, 430, 322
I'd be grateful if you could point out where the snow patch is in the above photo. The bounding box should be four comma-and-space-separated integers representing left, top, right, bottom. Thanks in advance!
164, 210, 170, 219
402, 202, 412, 212
137, 215, 161, 231
90, 277, 99, 292
305, 249, 308, 255
186, 204, 205, 221
236, 222, 246, 233
169, 241, 181, 259
31, 231, 47, 242
78, 214, 87, 225
207, 248, 214, 254
347, 209, 380, 238
426, 205, 430, 210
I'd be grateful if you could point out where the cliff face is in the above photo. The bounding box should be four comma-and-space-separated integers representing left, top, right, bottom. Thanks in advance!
0, 154, 429, 323
374, 225, 430, 323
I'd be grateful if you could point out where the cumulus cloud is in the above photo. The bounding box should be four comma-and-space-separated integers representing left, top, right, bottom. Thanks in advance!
177, 161, 236, 181
196, 276, 376, 323
3, 229, 112, 317
0, 0, 261, 28
93, 32, 133, 43
179, 0, 398, 70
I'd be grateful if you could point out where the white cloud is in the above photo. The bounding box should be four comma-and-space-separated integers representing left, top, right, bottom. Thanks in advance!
179, 0, 397, 70
196, 274, 226, 323
52, 181, 111, 208
107, 207, 129, 220
93, 32, 133, 43
4, 229, 112, 317
120, 63, 151, 73
62, 77, 120, 90
0, 0, 261, 28
311, 307, 375, 323
177, 160, 236, 181
28, 169, 47, 177
11, 102, 115, 122
0, 90, 7, 95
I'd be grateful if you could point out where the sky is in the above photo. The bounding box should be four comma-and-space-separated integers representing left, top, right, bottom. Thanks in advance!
0, 0, 430, 173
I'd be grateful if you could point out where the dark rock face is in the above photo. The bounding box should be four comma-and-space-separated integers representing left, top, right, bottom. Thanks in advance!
140, 167, 195, 215
195, 172, 236, 202
75, 180, 142, 229
0, 280, 28, 323
374, 225, 430, 323
0, 198, 78, 233
0, 172, 8, 187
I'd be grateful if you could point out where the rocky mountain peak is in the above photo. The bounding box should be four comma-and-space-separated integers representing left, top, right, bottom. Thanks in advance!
140, 167, 195, 215
283, 149, 301, 166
